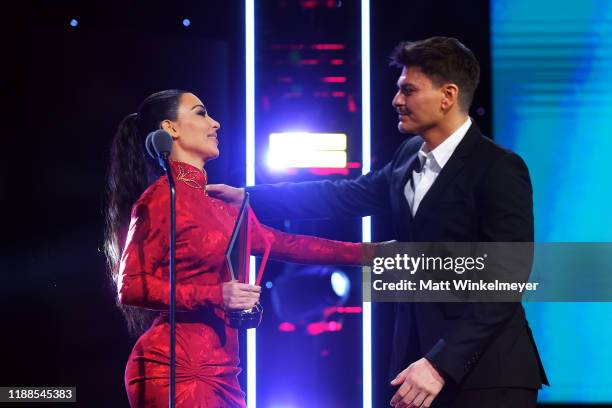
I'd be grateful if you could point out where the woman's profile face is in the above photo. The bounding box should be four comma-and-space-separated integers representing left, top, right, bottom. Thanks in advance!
166, 92, 221, 163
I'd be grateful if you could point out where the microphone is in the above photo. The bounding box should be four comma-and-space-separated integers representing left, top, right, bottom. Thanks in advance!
145, 130, 173, 170
146, 129, 173, 159
144, 128, 177, 407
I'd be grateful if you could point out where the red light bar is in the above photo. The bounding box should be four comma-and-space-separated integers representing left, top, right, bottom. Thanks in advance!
322, 76, 347, 83
312, 44, 345, 50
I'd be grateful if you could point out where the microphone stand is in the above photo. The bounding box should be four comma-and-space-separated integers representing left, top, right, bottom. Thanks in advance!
158, 153, 177, 408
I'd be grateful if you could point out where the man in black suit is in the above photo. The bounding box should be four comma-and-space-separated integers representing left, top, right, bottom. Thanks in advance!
208, 37, 547, 408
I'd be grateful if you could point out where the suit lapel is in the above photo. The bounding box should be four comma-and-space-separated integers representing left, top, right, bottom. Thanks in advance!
398, 154, 423, 222
394, 148, 424, 240
413, 123, 481, 222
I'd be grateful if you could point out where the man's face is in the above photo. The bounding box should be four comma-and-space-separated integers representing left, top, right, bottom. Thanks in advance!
392, 66, 445, 135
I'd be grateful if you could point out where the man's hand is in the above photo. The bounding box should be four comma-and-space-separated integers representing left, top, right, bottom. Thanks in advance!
222, 280, 261, 311
390, 358, 445, 408
206, 184, 245, 208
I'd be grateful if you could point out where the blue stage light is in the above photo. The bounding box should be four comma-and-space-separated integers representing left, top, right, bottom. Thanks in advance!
182, 19, 191, 27
331, 271, 350, 297
245, 2, 256, 405
494, 0, 612, 402
271, 266, 351, 323
360, 1, 372, 406
70, 19, 78, 28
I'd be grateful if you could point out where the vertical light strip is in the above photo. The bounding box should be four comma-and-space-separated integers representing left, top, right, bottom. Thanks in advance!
247, 257, 257, 408
246, 0, 256, 188
245, 1, 256, 407
360, 1, 372, 408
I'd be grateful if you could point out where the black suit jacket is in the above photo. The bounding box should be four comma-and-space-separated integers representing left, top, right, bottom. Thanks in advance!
247, 123, 548, 390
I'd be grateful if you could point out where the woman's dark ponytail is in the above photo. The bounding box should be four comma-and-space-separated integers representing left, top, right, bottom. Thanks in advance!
104, 90, 186, 336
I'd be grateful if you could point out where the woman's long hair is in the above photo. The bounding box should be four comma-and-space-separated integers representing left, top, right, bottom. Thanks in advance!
104, 89, 187, 336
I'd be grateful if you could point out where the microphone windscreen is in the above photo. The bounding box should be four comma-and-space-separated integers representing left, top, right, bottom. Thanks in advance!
145, 132, 155, 159
151, 130, 173, 156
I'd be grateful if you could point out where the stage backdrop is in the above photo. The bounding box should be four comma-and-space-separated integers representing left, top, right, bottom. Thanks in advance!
493, 0, 612, 403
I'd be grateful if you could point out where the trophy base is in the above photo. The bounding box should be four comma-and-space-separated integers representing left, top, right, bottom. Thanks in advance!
227, 303, 263, 329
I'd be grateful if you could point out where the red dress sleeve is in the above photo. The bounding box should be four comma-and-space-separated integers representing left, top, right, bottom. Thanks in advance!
248, 209, 365, 265
117, 184, 223, 311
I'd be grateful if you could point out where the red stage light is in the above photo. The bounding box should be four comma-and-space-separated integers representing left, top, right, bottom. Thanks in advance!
299, 59, 320, 65
312, 44, 345, 50
306, 321, 343, 336
309, 168, 349, 176
300, 0, 318, 9
278, 322, 296, 332
347, 95, 357, 112
321, 76, 347, 83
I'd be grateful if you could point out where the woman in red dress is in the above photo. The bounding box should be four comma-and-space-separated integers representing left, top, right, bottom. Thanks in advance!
104, 90, 368, 407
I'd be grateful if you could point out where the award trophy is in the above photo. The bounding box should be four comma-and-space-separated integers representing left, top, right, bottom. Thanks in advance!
224, 192, 271, 329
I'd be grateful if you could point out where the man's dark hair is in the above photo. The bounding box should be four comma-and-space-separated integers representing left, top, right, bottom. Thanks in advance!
390, 36, 480, 111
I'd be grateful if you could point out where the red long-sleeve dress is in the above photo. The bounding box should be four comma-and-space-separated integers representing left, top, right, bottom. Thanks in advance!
118, 161, 363, 408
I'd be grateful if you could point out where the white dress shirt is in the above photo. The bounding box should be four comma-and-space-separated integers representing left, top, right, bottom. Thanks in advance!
404, 117, 472, 216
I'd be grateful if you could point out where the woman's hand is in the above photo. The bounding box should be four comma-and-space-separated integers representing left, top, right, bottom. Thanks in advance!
206, 184, 245, 208
222, 280, 261, 311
